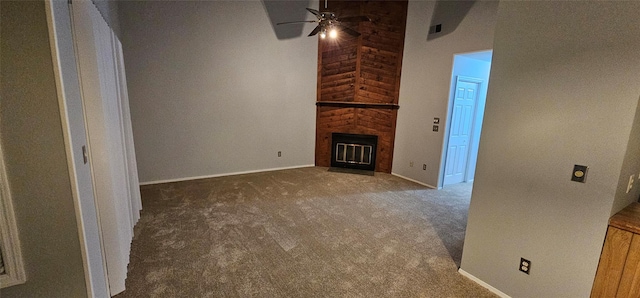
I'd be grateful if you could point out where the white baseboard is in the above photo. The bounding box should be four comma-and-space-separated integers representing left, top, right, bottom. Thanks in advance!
139, 164, 315, 186
458, 268, 511, 298
391, 172, 436, 189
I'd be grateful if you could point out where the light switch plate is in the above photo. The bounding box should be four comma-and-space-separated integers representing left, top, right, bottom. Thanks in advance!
571, 165, 588, 183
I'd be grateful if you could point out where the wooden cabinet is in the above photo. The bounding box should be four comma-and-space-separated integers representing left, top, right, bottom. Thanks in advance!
592, 203, 640, 297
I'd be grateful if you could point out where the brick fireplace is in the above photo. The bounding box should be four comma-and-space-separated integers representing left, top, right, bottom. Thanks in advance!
314, 0, 408, 173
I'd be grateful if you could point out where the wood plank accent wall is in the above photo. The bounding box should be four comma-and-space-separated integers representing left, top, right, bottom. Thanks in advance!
315, 0, 408, 173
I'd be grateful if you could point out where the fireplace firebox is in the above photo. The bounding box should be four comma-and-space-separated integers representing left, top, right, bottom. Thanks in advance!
331, 133, 378, 171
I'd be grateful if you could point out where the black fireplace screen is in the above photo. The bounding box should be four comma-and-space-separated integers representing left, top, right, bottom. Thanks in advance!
331, 133, 378, 171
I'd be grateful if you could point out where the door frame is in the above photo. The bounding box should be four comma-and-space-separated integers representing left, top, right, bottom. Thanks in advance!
440, 75, 484, 187
0, 141, 26, 288
45, 1, 110, 297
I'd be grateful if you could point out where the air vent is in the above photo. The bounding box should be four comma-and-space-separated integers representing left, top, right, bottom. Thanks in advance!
429, 24, 442, 34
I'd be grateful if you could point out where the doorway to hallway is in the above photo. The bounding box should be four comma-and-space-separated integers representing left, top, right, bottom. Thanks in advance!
440, 50, 492, 188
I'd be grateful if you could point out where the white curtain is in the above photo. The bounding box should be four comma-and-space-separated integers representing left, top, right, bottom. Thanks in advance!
72, 1, 142, 295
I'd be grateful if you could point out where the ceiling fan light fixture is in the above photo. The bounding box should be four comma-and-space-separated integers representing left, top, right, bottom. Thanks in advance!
320, 28, 327, 39
329, 28, 338, 38
277, 8, 368, 39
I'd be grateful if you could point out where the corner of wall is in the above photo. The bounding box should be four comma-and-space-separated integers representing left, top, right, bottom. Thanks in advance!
612, 95, 640, 215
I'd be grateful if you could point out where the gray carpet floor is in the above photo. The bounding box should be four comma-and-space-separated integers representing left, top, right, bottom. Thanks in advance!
115, 167, 496, 297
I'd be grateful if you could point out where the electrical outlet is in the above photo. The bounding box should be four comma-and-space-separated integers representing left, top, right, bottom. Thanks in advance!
627, 175, 635, 194
278, 151, 282, 157
519, 258, 531, 275
423, 164, 426, 170
432, 125, 439, 132
410, 162, 414, 167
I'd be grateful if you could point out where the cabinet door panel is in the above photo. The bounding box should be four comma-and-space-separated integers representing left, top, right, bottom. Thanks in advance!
591, 227, 633, 297
617, 233, 640, 297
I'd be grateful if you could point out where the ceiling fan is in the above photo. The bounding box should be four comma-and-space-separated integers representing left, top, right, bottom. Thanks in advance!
277, 8, 370, 39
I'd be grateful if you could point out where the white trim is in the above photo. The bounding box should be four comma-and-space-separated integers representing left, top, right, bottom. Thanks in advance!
140, 165, 316, 186
45, 2, 95, 296
0, 134, 26, 288
458, 268, 511, 298
46, 2, 112, 296
391, 172, 437, 189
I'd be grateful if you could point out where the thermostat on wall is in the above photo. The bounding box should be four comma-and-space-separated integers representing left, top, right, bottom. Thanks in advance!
571, 165, 588, 183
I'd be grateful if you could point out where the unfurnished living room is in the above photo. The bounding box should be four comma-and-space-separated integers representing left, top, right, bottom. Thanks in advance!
1, 0, 640, 297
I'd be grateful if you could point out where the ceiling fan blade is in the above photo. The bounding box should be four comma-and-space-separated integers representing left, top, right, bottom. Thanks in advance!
308, 25, 323, 36
338, 16, 371, 23
276, 20, 317, 25
337, 25, 361, 37
306, 8, 322, 18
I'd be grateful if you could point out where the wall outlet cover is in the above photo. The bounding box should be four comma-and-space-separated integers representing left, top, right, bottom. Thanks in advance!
519, 258, 531, 275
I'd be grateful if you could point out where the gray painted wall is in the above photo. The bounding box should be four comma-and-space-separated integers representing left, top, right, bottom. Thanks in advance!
612, 97, 640, 215
118, 1, 318, 183
393, 0, 498, 187
460, 2, 640, 296
0, 1, 87, 297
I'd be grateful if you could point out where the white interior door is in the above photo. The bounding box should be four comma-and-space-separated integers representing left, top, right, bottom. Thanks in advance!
71, 1, 141, 295
443, 77, 480, 186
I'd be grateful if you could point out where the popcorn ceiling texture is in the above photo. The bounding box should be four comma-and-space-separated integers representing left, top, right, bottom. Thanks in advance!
115, 167, 495, 297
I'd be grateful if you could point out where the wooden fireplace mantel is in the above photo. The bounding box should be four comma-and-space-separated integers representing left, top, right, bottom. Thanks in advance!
316, 101, 400, 110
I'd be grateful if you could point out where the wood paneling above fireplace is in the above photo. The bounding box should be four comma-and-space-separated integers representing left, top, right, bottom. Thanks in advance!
315, 0, 408, 173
